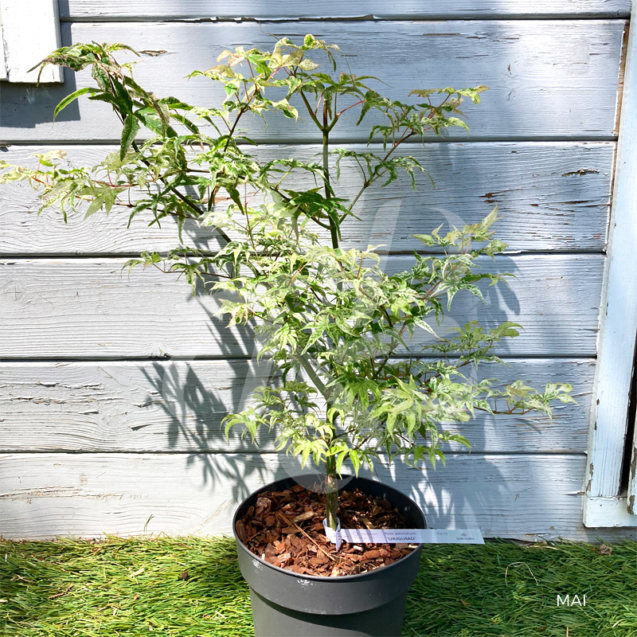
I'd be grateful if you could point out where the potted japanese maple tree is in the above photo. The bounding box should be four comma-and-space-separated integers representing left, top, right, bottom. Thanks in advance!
0, 35, 574, 636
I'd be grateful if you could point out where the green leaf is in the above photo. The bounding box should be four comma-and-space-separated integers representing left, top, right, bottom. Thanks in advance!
135, 109, 177, 137
349, 450, 361, 476
85, 194, 105, 218
120, 115, 140, 160
481, 205, 499, 230
170, 113, 200, 134
111, 78, 134, 115
91, 65, 110, 91
54, 88, 99, 119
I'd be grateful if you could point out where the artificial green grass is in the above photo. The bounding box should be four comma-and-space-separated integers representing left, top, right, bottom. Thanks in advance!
0, 537, 635, 636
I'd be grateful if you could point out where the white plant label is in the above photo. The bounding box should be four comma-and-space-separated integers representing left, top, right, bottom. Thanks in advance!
323, 519, 484, 550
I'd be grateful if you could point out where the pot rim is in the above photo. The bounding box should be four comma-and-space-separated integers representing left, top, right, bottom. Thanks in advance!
232, 473, 424, 583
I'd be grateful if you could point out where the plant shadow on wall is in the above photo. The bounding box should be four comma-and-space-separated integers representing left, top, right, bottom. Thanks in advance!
137, 206, 529, 527
0, 36, 575, 536
139, 353, 289, 504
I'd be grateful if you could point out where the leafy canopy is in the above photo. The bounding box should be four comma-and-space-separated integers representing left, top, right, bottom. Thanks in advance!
1, 36, 574, 481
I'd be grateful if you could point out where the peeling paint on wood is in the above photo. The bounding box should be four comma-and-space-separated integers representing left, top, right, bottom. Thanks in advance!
561, 168, 601, 177
0, 256, 603, 359
0, 21, 626, 142
138, 49, 168, 56
0, 142, 614, 255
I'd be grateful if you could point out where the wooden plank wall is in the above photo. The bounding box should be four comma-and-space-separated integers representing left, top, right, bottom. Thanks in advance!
0, 1, 634, 541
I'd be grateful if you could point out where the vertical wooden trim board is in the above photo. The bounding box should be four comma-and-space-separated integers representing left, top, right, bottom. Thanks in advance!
584, 3, 637, 527
0, 0, 62, 83
627, 421, 637, 514
0, 15, 7, 80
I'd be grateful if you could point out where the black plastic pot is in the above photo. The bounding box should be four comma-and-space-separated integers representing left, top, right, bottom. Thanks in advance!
233, 474, 426, 637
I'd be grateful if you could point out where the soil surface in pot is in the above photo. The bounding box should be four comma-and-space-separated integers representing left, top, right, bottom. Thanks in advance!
235, 484, 416, 577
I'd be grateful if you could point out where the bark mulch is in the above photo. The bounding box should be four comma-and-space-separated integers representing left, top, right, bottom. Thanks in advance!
235, 483, 416, 577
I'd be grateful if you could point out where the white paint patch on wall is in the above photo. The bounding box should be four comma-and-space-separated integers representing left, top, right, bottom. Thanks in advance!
0, 0, 62, 83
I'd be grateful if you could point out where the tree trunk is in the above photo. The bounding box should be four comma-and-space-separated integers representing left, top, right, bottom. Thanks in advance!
324, 456, 340, 532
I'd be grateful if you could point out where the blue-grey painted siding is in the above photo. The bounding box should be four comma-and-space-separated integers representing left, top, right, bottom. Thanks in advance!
0, 2, 632, 541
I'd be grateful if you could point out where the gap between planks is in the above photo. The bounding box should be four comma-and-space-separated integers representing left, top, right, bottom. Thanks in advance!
58, 16, 632, 23
0, 136, 621, 146
0, 250, 609, 259
0, 354, 598, 363
0, 450, 589, 456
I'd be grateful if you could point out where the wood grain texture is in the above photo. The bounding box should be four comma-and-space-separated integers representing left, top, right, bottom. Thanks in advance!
0, 21, 625, 142
0, 142, 614, 255
0, 255, 603, 359
0, 358, 594, 454
2, 452, 634, 541
0, 7, 626, 543
60, 0, 633, 19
